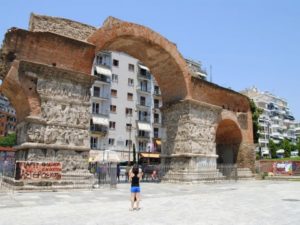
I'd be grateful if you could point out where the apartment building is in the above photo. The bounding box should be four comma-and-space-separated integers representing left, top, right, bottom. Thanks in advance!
90, 51, 163, 162
295, 122, 300, 141
241, 87, 298, 155
90, 52, 207, 162
0, 94, 17, 137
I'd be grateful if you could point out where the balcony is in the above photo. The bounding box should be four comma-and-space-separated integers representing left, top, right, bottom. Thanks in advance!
94, 74, 111, 84
138, 65, 152, 80
90, 124, 108, 136
92, 111, 109, 117
153, 89, 161, 97
153, 118, 161, 126
136, 102, 150, 109
136, 133, 150, 140
137, 116, 151, 123
136, 86, 151, 94
92, 93, 110, 101
258, 138, 269, 144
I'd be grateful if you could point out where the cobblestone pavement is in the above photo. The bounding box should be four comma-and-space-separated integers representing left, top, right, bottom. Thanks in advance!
0, 180, 299, 225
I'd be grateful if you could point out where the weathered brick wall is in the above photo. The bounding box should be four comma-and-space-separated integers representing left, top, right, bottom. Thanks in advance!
29, 13, 97, 41
2, 29, 95, 75
190, 77, 250, 113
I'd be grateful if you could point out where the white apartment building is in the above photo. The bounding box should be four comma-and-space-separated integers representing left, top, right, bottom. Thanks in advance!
241, 87, 298, 155
295, 122, 300, 140
90, 52, 207, 162
90, 51, 163, 162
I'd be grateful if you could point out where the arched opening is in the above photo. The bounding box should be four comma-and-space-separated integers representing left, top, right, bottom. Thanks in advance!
0, 81, 17, 178
87, 17, 194, 165
216, 119, 242, 164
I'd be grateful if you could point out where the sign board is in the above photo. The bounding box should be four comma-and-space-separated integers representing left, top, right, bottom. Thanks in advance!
15, 161, 62, 180
272, 161, 296, 175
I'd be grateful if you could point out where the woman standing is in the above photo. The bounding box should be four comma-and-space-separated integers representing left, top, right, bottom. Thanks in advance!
129, 164, 143, 211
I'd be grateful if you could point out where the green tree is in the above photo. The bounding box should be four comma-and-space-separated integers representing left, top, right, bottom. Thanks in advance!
249, 99, 263, 144
297, 139, 300, 156
268, 139, 278, 158
0, 133, 16, 147
280, 138, 291, 158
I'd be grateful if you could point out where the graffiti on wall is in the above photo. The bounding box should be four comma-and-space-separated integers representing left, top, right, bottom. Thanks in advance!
15, 161, 62, 180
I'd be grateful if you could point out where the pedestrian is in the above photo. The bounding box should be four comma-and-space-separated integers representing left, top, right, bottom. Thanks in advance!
117, 164, 120, 182
129, 164, 143, 211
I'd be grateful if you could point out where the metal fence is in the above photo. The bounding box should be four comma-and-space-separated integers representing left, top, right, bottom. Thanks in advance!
0, 162, 246, 191
117, 163, 240, 183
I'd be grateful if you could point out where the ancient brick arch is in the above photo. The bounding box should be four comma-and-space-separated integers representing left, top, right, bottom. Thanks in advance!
88, 17, 191, 104
0, 14, 255, 185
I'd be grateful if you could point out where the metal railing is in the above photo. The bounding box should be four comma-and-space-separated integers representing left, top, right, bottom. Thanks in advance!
0, 162, 246, 192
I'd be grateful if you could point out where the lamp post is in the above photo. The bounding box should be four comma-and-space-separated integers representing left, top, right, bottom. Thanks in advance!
128, 114, 133, 166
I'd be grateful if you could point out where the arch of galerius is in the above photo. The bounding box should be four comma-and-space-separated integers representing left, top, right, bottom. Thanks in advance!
0, 14, 255, 185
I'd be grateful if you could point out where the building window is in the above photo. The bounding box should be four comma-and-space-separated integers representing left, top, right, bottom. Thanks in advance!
138, 141, 147, 152
154, 86, 160, 95
96, 54, 111, 66
110, 105, 117, 113
140, 80, 148, 92
154, 128, 159, 138
125, 140, 132, 147
140, 96, 146, 106
154, 99, 159, 108
93, 86, 101, 97
90, 137, 98, 149
112, 74, 118, 83
138, 111, 148, 122
92, 103, 100, 114
127, 93, 133, 101
109, 121, 116, 129
111, 89, 117, 97
125, 108, 133, 116
126, 123, 132, 131
113, 59, 119, 67
109, 138, 115, 145
154, 113, 159, 123
128, 64, 135, 71
128, 78, 134, 87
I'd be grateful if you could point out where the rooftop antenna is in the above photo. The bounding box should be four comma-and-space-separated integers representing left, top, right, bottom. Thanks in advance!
210, 65, 213, 82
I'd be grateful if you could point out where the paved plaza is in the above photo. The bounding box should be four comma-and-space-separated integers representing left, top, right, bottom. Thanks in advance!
0, 180, 299, 225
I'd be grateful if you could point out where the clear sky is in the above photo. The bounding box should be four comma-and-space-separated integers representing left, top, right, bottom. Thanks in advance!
0, 0, 299, 120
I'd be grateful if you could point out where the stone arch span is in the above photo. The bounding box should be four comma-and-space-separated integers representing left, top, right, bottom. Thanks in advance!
88, 17, 191, 104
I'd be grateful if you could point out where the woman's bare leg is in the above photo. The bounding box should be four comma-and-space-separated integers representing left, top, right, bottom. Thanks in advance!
130, 193, 135, 210
135, 192, 141, 209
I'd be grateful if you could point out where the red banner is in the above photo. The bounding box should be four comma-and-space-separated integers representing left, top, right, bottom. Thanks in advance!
16, 161, 62, 180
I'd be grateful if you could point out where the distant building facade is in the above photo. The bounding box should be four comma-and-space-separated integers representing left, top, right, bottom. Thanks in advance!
0, 94, 17, 137
241, 87, 298, 155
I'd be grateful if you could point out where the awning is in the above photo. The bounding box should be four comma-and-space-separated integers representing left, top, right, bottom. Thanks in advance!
89, 150, 120, 162
276, 149, 285, 154
196, 71, 207, 77
155, 140, 161, 145
138, 64, 149, 71
89, 150, 102, 162
95, 66, 112, 76
92, 116, 109, 126
137, 122, 151, 131
140, 153, 160, 158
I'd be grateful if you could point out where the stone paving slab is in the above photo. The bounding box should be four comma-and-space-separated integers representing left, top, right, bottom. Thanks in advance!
0, 180, 299, 225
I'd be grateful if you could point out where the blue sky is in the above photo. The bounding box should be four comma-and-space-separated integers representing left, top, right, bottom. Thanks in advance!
0, 0, 299, 120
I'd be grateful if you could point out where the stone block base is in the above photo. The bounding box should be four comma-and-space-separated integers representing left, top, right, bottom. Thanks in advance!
15, 148, 89, 172
162, 169, 224, 183
1, 172, 94, 191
